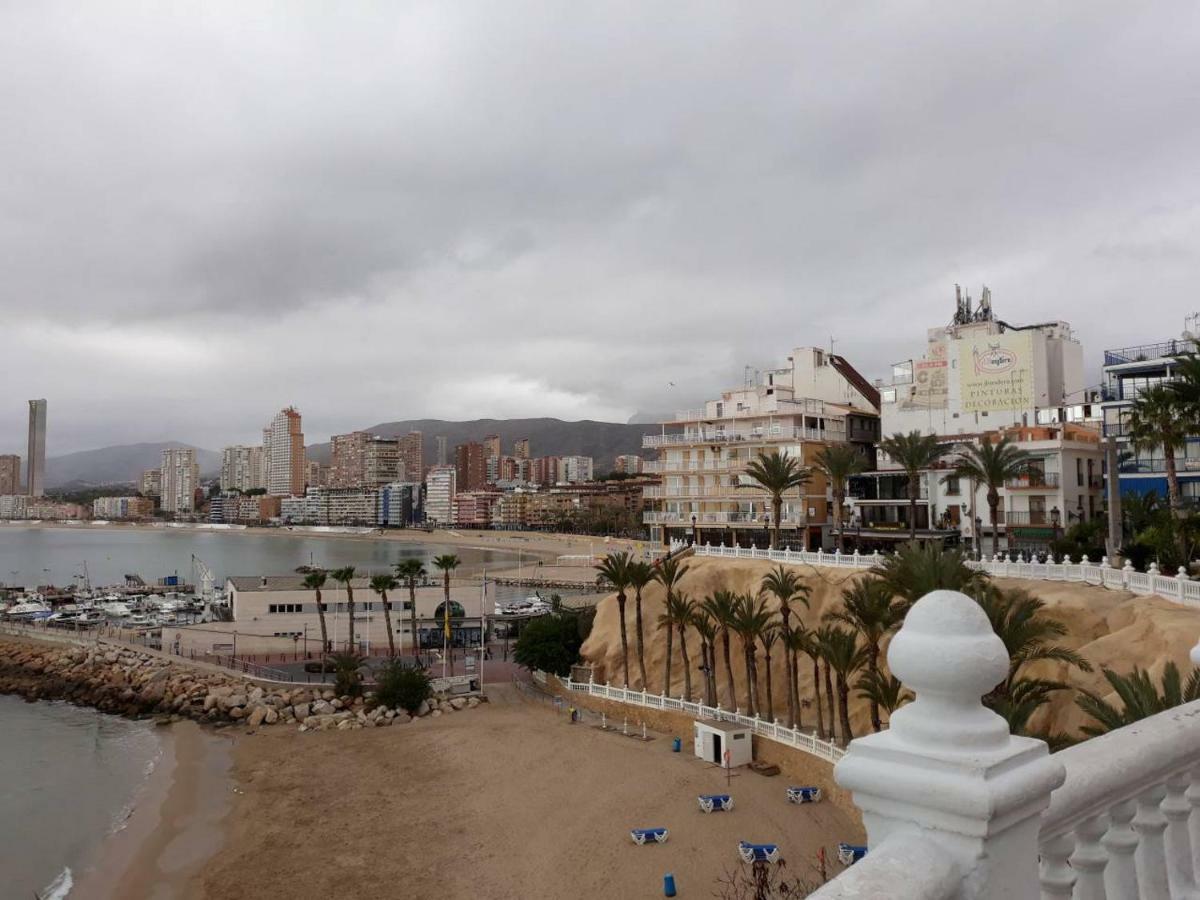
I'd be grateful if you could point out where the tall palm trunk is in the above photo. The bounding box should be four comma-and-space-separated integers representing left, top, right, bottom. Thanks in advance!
1165, 442, 1183, 514
823, 659, 837, 743
677, 622, 691, 701
707, 642, 718, 706
762, 645, 775, 723
791, 650, 802, 729
867, 642, 881, 733
988, 487, 1001, 559
811, 656, 825, 739
407, 580, 419, 662
836, 673, 854, 746
442, 571, 452, 675
780, 607, 796, 728
662, 619, 674, 695
314, 588, 329, 657
345, 583, 356, 652
772, 495, 783, 549
381, 590, 396, 657
834, 488, 847, 552
634, 588, 647, 689
617, 594, 630, 686
721, 629, 736, 710
908, 475, 919, 539
741, 639, 756, 716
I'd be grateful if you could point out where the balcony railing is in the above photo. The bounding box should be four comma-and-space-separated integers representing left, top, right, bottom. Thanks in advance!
643, 425, 844, 449
643, 459, 747, 474
1005, 471, 1061, 489
642, 485, 807, 500
1006, 510, 1049, 526
644, 510, 807, 526
1104, 339, 1190, 367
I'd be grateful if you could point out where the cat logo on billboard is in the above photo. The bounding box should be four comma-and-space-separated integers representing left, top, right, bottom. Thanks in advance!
959, 331, 1034, 412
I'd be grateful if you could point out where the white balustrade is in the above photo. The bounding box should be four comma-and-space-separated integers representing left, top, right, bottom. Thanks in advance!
679, 543, 1200, 610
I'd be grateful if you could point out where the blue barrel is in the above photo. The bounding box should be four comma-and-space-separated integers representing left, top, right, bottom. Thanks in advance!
664, 873, 677, 897
672, 737, 682, 752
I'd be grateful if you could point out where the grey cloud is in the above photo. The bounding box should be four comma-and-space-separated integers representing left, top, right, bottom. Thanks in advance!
3, 3, 1200, 453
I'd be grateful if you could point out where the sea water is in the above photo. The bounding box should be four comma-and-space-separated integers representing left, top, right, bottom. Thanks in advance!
0, 694, 162, 899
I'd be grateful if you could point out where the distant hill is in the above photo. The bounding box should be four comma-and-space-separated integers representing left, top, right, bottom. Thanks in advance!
306, 418, 652, 471
45, 442, 221, 489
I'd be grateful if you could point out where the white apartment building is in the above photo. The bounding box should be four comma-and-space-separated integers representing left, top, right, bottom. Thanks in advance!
644, 346, 881, 547
559, 456, 594, 484
0, 495, 28, 519
92, 496, 154, 520
160, 448, 200, 514
220, 445, 265, 493
614, 454, 643, 475
262, 407, 305, 496
879, 287, 1085, 438
424, 465, 455, 525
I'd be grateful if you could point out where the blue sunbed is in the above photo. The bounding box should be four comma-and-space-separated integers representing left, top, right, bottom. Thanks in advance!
838, 843, 867, 866
631, 827, 669, 845
787, 786, 822, 804
698, 794, 734, 813
738, 841, 781, 863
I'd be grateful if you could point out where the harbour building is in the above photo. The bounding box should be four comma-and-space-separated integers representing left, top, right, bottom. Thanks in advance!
643, 346, 880, 548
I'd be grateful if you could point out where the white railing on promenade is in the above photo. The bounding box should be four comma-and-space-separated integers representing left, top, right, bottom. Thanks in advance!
671, 540, 1200, 610
560, 676, 845, 763
805, 590, 1200, 900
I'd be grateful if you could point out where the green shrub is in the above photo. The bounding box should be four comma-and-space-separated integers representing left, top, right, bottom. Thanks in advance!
330, 652, 365, 697
514, 612, 585, 676
374, 659, 432, 713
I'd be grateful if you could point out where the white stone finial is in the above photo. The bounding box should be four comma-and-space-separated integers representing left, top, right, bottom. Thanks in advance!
1148, 562, 1160, 576
887, 590, 1010, 752
1123, 559, 1134, 571
1080, 554, 1089, 564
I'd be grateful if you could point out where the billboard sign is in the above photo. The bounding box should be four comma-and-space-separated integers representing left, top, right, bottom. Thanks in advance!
959, 331, 1035, 412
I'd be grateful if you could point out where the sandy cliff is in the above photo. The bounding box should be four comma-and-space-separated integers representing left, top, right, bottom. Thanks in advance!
578, 557, 1200, 738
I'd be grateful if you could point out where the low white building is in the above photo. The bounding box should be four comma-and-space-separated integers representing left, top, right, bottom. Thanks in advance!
693, 720, 753, 768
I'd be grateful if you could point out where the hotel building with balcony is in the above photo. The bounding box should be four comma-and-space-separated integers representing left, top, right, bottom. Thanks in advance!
643, 346, 880, 547
1100, 328, 1200, 501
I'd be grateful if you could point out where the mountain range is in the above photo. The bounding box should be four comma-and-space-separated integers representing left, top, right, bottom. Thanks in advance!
43, 419, 653, 489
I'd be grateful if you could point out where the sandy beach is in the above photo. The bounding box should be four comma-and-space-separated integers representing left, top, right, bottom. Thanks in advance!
182, 685, 858, 899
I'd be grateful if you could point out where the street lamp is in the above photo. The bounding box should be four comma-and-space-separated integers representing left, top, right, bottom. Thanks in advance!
691, 514, 698, 547
1050, 506, 1062, 555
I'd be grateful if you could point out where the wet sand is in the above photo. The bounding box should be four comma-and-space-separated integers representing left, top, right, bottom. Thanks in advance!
75, 721, 232, 900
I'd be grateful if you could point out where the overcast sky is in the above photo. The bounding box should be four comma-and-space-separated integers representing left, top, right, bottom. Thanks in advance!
3, 3, 1199, 454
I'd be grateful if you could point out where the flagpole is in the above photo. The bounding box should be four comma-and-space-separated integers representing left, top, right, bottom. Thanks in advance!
479, 569, 487, 698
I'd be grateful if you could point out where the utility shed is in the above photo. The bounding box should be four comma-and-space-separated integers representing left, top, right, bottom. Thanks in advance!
693, 720, 752, 768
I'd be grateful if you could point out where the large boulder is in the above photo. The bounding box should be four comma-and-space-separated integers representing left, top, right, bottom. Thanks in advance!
292, 702, 310, 721
246, 706, 268, 728
264, 706, 279, 725
449, 698, 467, 710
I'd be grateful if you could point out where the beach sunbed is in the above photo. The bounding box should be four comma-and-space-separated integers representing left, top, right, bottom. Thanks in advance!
838, 843, 867, 866
737, 841, 780, 863
630, 827, 669, 845
787, 786, 822, 804
698, 794, 733, 813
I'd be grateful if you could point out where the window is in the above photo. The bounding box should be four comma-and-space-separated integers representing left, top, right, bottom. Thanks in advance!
1076, 459, 1084, 487
733, 733, 746, 740
944, 475, 960, 496
268, 603, 301, 614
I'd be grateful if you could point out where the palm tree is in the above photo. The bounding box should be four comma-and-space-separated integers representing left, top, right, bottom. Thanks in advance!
662, 592, 697, 700
854, 669, 911, 724
740, 450, 813, 549
879, 431, 949, 539
760, 565, 810, 728
594, 552, 634, 686
759, 622, 782, 723
701, 590, 739, 709
329, 566, 357, 652
826, 576, 904, 732
627, 561, 655, 689
394, 559, 427, 663
814, 625, 839, 740
731, 593, 771, 716
1128, 385, 1191, 551
431, 554, 461, 673
819, 626, 867, 746
974, 586, 1092, 736
691, 610, 719, 706
302, 570, 330, 658
369, 573, 400, 657
948, 436, 1031, 558
653, 557, 690, 694
1077, 662, 1200, 736
815, 444, 867, 552
793, 627, 824, 738
871, 542, 989, 608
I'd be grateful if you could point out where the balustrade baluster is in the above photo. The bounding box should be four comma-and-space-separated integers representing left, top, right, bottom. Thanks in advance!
1189, 769, 1200, 886
1071, 815, 1110, 900
1103, 800, 1140, 899
1133, 785, 1170, 899
1040, 832, 1076, 898
1163, 772, 1198, 895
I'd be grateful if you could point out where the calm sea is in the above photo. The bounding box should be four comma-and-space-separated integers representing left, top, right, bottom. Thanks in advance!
0, 526, 531, 590
0, 694, 162, 899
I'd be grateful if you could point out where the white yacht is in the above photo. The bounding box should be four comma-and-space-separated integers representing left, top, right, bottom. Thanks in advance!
100, 601, 133, 619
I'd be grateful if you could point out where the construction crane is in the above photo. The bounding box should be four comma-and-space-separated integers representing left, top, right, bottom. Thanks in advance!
191, 554, 215, 605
